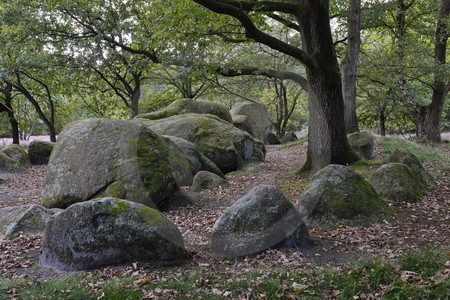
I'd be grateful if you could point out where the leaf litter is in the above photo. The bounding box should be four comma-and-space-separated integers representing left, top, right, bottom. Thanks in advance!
0, 143, 448, 297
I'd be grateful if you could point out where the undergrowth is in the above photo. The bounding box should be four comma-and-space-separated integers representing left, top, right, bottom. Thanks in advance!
1, 248, 448, 299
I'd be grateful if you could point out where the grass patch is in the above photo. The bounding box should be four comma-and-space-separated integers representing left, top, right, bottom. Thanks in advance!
1, 249, 448, 299
378, 137, 449, 169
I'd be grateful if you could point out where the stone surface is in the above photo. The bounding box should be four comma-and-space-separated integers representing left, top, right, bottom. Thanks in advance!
164, 135, 224, 178
230, 102, 272, 142
28, 140, 55, 165
42, 118, 194, 210
281, 132, 298, 144
266, 132, 281, 145
348, 130, 376, 159
211, 185, 310, 257
138, 114, 265, 174
136, 98, 233, 123
368, 163, 426, 203
0, 151, 22, 172
0, 204, 56, 240
40, 198, 185, 271
387, 148, 434, 185
191, 171, 227, 192
1, 145, 30, 167
298, 165, 392, 227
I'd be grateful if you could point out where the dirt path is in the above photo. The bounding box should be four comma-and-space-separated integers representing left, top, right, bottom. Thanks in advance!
0, 143, 449, 279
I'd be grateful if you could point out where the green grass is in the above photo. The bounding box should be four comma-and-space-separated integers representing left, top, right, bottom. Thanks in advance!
1, 249, 448, 299
378, 137, 449, 169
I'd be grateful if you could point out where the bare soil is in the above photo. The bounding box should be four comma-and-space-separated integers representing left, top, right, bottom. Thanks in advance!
0, 143, 449, 280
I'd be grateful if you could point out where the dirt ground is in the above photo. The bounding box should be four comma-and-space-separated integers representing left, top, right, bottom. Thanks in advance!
0, 143, 449, 280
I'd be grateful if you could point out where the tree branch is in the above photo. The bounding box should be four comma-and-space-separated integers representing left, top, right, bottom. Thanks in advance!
192, 0, 318, 70
216, 67, 307, 89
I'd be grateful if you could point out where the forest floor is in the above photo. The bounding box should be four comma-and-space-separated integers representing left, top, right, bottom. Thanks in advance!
0, 138, 449, 298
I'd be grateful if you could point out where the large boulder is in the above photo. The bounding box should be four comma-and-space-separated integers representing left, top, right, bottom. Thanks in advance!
211, 185, 311, 257
298, 165, 392, 227
0, 205, 57, 240
191, 171, 227, 192
368, 163, 426, 203
136, 98, 233, 123
42, 118, 194, 210
138, 114, 265, 174
266, 132, 281, 145
281, 132, 298, 144
348, 130, 376, 159
40, 198, 185, 271
387, 148, 434, 185
1, 145, 30, 167
28, 140, 55, 165
230, 102, 272, 143
0, 151, 22, 172
163, 135, 224, 178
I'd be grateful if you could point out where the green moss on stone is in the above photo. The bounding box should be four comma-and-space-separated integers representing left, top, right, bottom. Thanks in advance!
136, 205, 169, 227
106, 200, 131, 215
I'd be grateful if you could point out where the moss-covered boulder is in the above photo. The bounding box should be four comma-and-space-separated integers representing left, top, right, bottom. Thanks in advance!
138, 114, 265, 174
136, 98, 233, 123
0, 151, 22, 172
211, 185, 311, 257
348, 130, 376, 159
0, 204, 57, 240
368, 163, 426, 203
28, 140, 55, 165
163, 135, 224, 178
40, 198, 185, 271
266, 132, 281, 145
1, 145, 30, 167
230, 102, 272, 143
42, 118, 194, 210
297, 165, 392, 227
191, 171, 227, 192
387, 148, 434, 185
281, 132, 298, 144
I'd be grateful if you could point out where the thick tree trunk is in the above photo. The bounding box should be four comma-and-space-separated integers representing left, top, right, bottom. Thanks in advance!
130, 86, 140, 118
342, 0, 361, 134
298, 1, 359, 172
426, 0, 450, 142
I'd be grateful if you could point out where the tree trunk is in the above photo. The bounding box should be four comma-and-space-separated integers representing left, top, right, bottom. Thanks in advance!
298, 2, 359, 172
379, 107, 386, 136
130, 86, 141, 118
416, 106, 428, 139
426, 0, 450, 143
2, 84, 20, 144
342, 0, 361, 134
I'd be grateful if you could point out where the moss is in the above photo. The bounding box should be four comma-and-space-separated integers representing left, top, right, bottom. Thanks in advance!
106, 200, 131, 216
131, 136, 173, 198
136, 205, 170, 227
102, 181, 126, 199
26, 213, 38, 225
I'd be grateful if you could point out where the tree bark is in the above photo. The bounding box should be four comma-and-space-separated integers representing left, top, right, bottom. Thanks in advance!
1, 84, 20, 144
342, 0, 361, 134
297, 1, 359, 172
379, 107, 386, 136
426, 0, 450, 142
